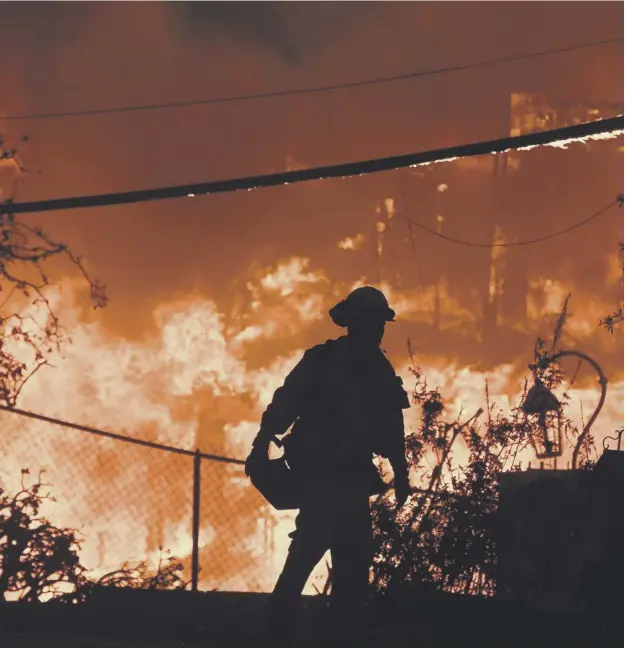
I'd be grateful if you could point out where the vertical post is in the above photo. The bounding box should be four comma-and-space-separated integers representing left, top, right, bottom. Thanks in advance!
191, 449, 201, 593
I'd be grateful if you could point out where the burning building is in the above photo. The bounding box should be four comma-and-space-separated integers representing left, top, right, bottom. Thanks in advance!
0, 3, 623, 598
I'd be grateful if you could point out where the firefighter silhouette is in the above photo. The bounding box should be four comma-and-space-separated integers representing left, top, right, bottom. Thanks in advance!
245, 286, 411, 640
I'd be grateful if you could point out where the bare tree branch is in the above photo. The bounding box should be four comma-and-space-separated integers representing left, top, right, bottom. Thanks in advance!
0, 134, 108, 407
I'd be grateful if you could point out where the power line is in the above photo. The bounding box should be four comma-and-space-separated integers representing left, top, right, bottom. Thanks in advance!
0, 402, 246, 465
402, 198, 622, 248
1, 115, 622, 217
1, 37, 622, 122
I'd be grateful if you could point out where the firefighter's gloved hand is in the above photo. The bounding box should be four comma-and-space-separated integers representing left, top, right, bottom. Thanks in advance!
394, 475, 411, 509
244, 435, 271, 477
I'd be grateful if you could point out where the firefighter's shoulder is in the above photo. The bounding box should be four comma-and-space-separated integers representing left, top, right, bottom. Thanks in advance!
300, 338, 339, 364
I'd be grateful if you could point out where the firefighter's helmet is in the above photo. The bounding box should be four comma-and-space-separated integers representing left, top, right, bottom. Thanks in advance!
329, 286, 396, 328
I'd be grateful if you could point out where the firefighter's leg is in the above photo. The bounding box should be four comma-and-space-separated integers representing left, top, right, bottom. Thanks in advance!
327, 495, 374, 638
267, 507, 329, 637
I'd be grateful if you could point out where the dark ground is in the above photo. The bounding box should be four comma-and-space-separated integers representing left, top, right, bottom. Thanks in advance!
3, 637, 180, 648
1, 589, 621, 648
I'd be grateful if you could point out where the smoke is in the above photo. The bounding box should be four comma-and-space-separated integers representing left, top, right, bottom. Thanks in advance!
0, 3, 622, 357
168, 2, 376, 65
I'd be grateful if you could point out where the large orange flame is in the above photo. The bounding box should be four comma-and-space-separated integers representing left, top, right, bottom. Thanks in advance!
0, 254, 622, 595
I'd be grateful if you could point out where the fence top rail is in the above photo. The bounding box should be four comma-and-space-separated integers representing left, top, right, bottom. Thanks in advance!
0, 403, 498, 503
0, 403, 246, 465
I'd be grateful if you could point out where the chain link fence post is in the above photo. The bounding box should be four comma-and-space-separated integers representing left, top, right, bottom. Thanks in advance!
191, 449, 201, 592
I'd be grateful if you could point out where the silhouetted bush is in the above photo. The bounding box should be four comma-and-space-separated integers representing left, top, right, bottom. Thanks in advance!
366, 297, 596, 599
0, 469, 186, 603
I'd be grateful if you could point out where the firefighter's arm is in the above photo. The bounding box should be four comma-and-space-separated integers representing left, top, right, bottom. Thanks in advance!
384, 408, 411, 507
379, 376, 411, 497
384, 409, 409, 483
252, 346, 324, 448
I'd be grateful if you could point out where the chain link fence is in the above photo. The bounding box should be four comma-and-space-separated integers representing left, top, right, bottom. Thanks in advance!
0, 405, 311, 597
3, 402, 618, 607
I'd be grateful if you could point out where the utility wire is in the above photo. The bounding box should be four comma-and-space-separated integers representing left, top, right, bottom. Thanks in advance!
402, 198, 623, 248
1, 116, 622, 217
0, 403, 245, 466
1, 37, 622, 121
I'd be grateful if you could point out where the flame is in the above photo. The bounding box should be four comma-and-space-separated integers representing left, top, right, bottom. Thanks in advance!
346, 279, 478, 328
384, 198, 396, 218
488, 226, 507, 305
410, 156, 460, 168
258, 257, 323, 296
527, 277, 622, 340
517, 128, 624, 151
0, 253, 622, 596
338, 233, 367, 250
406, 127, 623, 170
230, 258, 327, 345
